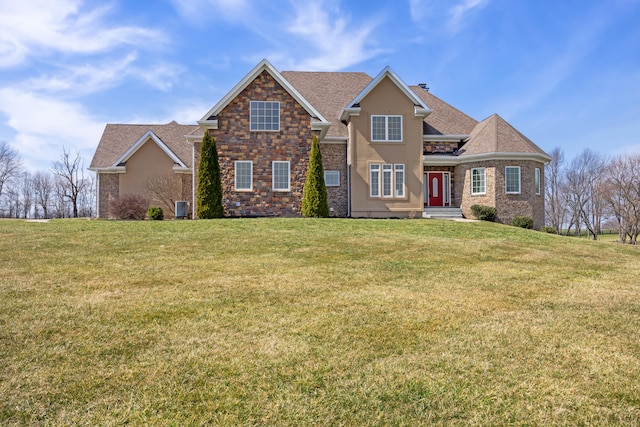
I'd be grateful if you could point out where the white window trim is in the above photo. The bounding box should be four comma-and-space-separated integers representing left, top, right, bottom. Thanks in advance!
234, 160, 253, 191
272, 161, 290, 192
371, 115, 403, 142
534, 168, 541, 195
382, 164, 393, 197
250, 100, 280, 132
370, 164, 380, 198
505, 166, 521, 194
394, 164, 405, 198
471, 167, 486, 195
324, 170, 340, 187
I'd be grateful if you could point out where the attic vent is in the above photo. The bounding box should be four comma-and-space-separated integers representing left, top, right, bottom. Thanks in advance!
418, 83, 429, 91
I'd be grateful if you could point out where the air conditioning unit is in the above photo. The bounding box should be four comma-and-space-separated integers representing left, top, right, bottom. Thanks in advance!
175, 201, 189, 219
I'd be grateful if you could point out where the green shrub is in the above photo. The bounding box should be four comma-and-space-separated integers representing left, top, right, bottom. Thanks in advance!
540, 226, 557, 234
147, 207, 164, 220
109, 194, 148, 220
470, 204, 497, 222
302, 136, 329, 217
512, 216, 534, 229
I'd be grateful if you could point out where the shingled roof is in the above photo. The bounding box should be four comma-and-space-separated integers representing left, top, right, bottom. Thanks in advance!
281, 71, 372, 138
459, 114, 549, 158
410, 85, 478, 136
90, 121, 198, 169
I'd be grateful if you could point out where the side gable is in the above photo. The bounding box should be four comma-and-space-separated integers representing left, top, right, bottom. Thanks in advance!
113, 130, 188, 170
198, 59, 330, 136
340, 66, 432, 121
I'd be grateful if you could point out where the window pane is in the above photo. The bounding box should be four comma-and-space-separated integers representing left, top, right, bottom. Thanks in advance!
370, 164, 380, 197
235, 161, 252, 190
250, 101, 280, 131
324, 170, 340, 187
394, 164, 404, 197
505, 167, 520, 193
535, 168, 541, 195
382, 164, 392, 197
372, 116, 386, 141
472, 168, 485, 195
273, 161, 290, 191
388, 116, 402, 141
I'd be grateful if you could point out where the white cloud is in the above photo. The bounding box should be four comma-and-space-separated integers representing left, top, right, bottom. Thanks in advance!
0, 0, 162, 67
408, 0, 490, 35
0, 88, 105, 170
168, 0, 250, 23
449, 0, 489, 27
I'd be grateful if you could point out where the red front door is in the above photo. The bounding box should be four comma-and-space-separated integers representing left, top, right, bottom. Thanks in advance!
428, 172, 444, 207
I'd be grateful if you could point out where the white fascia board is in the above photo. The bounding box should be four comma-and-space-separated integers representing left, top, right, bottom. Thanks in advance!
173, 166, 192, 174
321, 136, 347, 144
345, 66, 432, 113
423, 134, 470, 142
111, 130, 187, 168
186, 133, 204, 143
311, 121, 331, 139
88, 166, 126, 173
197, 119, 218, 130
339, 107, 361, 122
198, 59, 329, 125
423, 151, 552, 166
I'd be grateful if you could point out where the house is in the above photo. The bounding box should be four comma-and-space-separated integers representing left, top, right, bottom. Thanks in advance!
90, 59, 550, 227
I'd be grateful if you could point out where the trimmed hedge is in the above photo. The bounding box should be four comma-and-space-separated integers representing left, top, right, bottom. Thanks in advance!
540, 226, 557, 234
470, 204, 497, 222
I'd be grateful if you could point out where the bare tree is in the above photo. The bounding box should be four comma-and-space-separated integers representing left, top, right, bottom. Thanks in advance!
33, 171, 54, 219
18, 171, 34, 218
545, 147, 567, 233
146, 174, 182, 216
602, 154, 640, 244
52, 147, 87, 218
0, 141, 22, 198
78, 174, 96, 217
565, 149, 606, 240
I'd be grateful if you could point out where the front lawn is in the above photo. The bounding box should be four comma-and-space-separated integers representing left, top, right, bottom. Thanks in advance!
1, 219, 638, 425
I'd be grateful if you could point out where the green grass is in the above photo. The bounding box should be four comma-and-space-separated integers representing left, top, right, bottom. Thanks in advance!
1, 218, 639, 426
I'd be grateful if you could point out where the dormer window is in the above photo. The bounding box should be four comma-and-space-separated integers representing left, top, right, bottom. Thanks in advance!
371, 115, 402, 142
250, 101, 280, 131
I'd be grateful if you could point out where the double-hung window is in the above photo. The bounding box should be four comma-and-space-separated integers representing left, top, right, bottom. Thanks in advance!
272, 161, 290, 191
505, 166, 521, 194
534, 168, 541, 195
369, 163, 405, 198
234, 161, 252, 191
250, 101, 280, 131
371, 115, 402, 142
471, 167, 486, 195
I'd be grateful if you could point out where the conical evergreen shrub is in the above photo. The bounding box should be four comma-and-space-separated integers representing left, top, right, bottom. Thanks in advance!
302, 135, 329, 217
196, 132, 224, 218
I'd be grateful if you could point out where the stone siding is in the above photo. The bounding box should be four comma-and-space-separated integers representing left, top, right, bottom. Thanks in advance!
201, 70, 316, 217
97, 173, 119, 218
423, 141, 458, 154
321, 142, 348, 217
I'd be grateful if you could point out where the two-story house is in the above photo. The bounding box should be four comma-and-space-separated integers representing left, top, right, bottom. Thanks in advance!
90, 59, 550, 227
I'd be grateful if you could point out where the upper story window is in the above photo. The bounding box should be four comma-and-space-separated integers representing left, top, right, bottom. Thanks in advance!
505, 166, 521, 194
250, 101, 280, 131
371, 115, 402, 142
471, 167, 486, 195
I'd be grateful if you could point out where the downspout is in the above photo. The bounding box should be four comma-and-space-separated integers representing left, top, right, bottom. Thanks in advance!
347, 164, 351, 217
192, 143, 196, 219
95, 173, 100, 218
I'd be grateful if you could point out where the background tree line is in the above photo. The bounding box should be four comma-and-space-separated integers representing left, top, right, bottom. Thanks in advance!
546, 147, 640, 243
0, 141, 95, 219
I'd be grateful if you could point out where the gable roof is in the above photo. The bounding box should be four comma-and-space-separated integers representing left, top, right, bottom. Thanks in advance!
281, 71, 372, 138
459, 114, 550, 160
199, 59, 329, 127
90, 121, 198, 171
340, 66, 432, 122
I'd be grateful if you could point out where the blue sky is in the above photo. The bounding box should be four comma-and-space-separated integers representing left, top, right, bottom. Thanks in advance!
1, 0, 639, 171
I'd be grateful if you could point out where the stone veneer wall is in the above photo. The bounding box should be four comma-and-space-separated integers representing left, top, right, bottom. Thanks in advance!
320, 142, 348, 217
456, 160, 545, 228
423, 141, 459, 154
97, 173, 119, 218
199, 70, 315, 217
